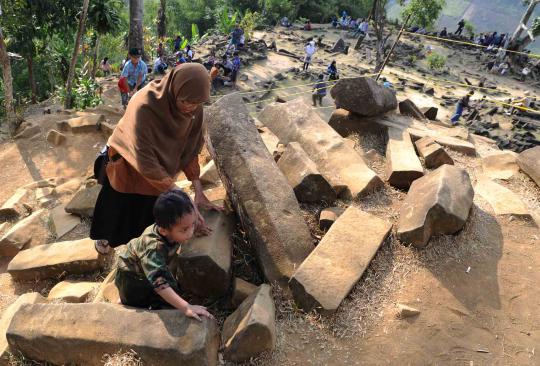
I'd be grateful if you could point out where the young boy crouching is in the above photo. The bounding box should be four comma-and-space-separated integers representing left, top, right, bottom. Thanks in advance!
115, 189, 213, 321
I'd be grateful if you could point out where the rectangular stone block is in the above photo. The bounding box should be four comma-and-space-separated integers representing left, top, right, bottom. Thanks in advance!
259, 98, 383, 198
414, 136, 454, 169
386, 128, 424, 189
56, 114, 105, 133
7, 238, 105, 281
6, 303, 219, 366
205, 94, 314, 288
290, 207, 392, 314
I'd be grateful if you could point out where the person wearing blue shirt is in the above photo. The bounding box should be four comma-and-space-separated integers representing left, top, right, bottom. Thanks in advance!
327, 60, 339, 80
121, 48, 147, 96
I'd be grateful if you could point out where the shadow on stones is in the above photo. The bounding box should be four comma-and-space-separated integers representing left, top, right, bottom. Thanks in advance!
417, 205, 503, 312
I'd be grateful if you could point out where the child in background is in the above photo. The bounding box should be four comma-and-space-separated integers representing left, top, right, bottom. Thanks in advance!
118, 76, 130, 109
227, 52, 241, 86
115, 189, 214, 321
312, 74, 327, 107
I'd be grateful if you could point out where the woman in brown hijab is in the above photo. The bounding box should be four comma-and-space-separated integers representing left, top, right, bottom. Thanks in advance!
91, 63, 222, 254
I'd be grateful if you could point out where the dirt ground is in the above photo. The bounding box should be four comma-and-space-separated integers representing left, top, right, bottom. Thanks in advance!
1, 25, 539, 366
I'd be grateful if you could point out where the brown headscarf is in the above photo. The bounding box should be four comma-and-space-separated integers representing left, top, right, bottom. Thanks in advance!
108, 63, 211, 189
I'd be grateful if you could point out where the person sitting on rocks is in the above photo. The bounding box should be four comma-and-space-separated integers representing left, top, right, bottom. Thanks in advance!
281, 16, 292, 28
176, 52, 187, 65
185, 45, 194, 62
327, 60, 339, 80
381, 77, 393, 89
499, 61, 510, 75
302, 40, 316, 71
312, 74, 327, 107
173, 36, 182, 53
450, 90, 474, 125
91, 64, 222, 255
440, 27, 448, 38
224, 52, 241, 87
219, 55, 234, 77
203, 50, 216, 70
521, 66, 531, 81
156, 42, 164, 58
304, 20, 312, 31
115, 189, 214, 321
331, 16, 338, 28
153, 55, 167, 75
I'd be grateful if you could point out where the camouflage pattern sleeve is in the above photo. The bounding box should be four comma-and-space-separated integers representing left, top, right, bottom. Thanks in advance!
139, 244, 178, 291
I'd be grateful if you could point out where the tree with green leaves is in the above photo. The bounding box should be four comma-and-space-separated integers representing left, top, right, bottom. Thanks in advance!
65, 0, 90, 109
87, 0, 122, 78
400, 0, 445, 29
0, 2, 16, 134
504, 0, 540, 64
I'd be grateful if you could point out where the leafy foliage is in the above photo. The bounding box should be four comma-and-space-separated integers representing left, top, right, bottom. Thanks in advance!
56, 77, 102, 109
239, 9, 262, 41
401, 0, 446, 29
464, 20, 475, 37
216, 6, 239, 34
426, 52, 446, 70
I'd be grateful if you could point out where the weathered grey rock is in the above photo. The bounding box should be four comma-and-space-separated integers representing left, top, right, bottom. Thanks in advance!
414, 136, 454, 169
328, 109, 387, 137
259, 99, 383, 198
205, 94, 313, 287
48, 280, 99, 303
222, 284, 276, 362
277, 142, 336, 203
8, 238, 105, 281
482, 152, 519, 180
0, 189, 30, 221
290, 207, 392, 315
475, 175, 529, 217
399, 99, 426, 120
517, 146, 540, 187
46, 130, 66, 146
6, 303, 219, 366
56, 114, 105, 133
329, 38, 346, 53
15, 124, 41, 139
386, 128, 424, 189
330, 77, 397, 117
0, 293, 47, 365
65, 182, 101, 218
396, 165, 474, 248
50, 204, 80, 238
0, 210, 45, 257
230, 278, 257, 309
319, 207, 345, 231
421, 107, 438, 120
54, 178, 82, 196
177, 209, 233, 299
397, 304, 420, 318
199, 160, 221, 186
408, 128, 476, 156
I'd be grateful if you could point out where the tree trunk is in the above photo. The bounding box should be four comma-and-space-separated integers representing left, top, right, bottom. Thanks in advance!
500, 0, 539, 63
65, 0, 90, 109
157, 0, 166, 39
27, 55, 37, 104
0, 23, 16, 135
129, 0, 145, 58
373, 0, 388, 72
91, 36, 100, 79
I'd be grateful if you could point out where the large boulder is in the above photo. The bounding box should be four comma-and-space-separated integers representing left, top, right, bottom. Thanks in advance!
205, 94, 313, 288
222, 284, 276, 362
328, 109, 387, 138
396, 165, 474, 248
408, 128, 476, 156
177, 209, 233, 299
329, 77, 397, 117
259, 99, 383, 198
6, 303, 219, 366
8, 238, 105, 281
386, 128, 424, 189
290, 207, 391, 314
277, 142, 336, 203
329, 38, 346, 53
0, 210, 46, 257
399, 99, 426, 120
0, 293, 47, 365
517, 146, 540, 187
414, 136, 454, 169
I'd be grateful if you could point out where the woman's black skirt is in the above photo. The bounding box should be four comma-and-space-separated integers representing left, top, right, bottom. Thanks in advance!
90, 177, 157, 247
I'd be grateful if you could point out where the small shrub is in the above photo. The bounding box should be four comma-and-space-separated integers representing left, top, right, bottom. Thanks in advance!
426, 52, 446, 70
464, 21, 475, 38
239, 10, 262, 41
56, 76, 102, 110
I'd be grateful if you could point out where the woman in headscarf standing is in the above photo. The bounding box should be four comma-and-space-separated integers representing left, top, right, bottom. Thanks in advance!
91, 63, 221, 254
